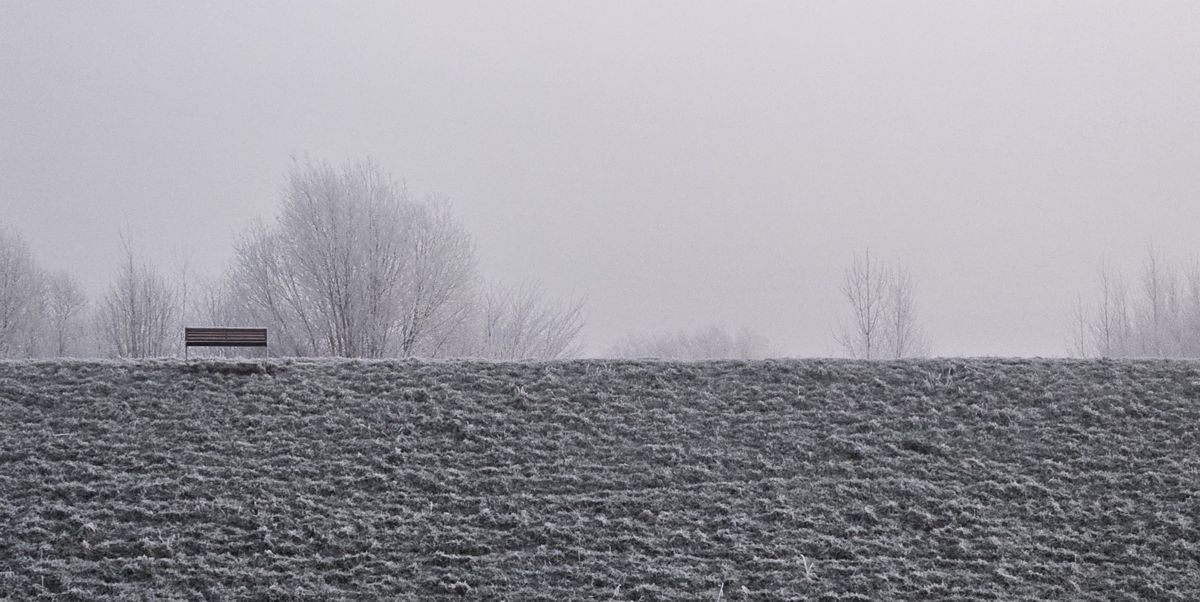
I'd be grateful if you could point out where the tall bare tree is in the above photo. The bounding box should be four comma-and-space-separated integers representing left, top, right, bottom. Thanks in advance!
884, 265, 928, 359
836, 249, 928, 359
228, 159, 479, 357
1086, 262, 1131, 358
836, 249, 890, 359
1184, 259, 1200, 357
1072, 247, 1200, 358
396, 198, 478, 357
219, 158, 585, 359
44, 270, 89, 356
1068, 295, 1091, 358
95, 236, 178, 358
1139, 246, 1167, 356
468, 282, 585, 360
0, 225, 45, 358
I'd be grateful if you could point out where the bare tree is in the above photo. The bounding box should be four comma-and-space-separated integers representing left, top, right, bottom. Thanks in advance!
835, 249, 890, 359
1086, 262, 1131, 358
468, 282, 585, 360
14, 273, 49, 358
1184, 259, 1200, 357
0, 225, 45, 358
193, 275, 242, 330
836, 249, 929, 359
173, 247, 194, 329
95, 236, 178, 358
884, 265, 928, 359
836, 249, 888, 359
609, 325, 770, 360
1138, 245, 1170, 356
228, 158, 479, 358
1068, 295, 1091, 358
276, 159, 396, 356
44, 270, 89, 356
228, 221, 319, 355
396, 198, 478, 357
1072, 247, 1200, 358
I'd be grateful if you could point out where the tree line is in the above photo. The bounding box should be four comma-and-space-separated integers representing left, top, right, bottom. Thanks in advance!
0, 159, 583, 360
606, 248, 931, 360
1069, 247, 1200, 358
0, 226, 89, 358
1, 158, 936, 360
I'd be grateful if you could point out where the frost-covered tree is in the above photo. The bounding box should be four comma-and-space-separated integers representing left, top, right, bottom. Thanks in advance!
193, 276, 242, 332
835, 249, 928, 359
467, 282, 585, 360
835, 249, 889, 359
1072, 248, 1200, 358
0, 225, 47, 358
219, 158, 584, 359
227, 159, 476, 357
1079, 262, 1133, 358
884, 265, 929, 359
44, 270, 89, 356
395, 198, 478, 357
95, 237, 178, 358
1139, 248, 1169, 356
0, 225, 94, 358
609, 325, 770, 360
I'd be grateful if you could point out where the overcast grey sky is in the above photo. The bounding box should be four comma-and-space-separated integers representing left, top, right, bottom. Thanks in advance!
3, 1, 1199, 357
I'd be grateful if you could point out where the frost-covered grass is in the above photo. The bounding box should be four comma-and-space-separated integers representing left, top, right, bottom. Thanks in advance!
1, 358, 1199, 600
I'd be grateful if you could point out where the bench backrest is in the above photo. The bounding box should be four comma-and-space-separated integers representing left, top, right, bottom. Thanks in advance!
184, 327, 268, 347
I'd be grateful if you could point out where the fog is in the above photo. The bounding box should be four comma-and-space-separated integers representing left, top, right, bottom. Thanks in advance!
4, 1, 1199, 357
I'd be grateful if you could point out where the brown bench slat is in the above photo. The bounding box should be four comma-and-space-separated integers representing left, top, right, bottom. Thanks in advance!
185, 327, 268, 347
187, 335, 264, 339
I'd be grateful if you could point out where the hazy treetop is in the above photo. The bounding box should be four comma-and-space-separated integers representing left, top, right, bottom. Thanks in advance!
3, 1, 1199, 356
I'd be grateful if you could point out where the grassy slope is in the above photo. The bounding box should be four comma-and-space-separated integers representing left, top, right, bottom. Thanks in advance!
1, 359, 1199, 600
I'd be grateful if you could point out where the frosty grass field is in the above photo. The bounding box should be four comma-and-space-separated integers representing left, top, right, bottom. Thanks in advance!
1, 358, 1198, 600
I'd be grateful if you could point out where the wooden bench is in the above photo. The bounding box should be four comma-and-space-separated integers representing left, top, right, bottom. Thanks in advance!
184, 327, 268, 359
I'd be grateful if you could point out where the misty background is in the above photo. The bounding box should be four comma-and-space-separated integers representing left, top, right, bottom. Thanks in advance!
3, 1, 1200, 357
